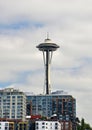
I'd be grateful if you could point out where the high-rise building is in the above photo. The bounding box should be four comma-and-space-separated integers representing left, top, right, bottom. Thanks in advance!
26, 92, 76, 122
0, 88, 26, 121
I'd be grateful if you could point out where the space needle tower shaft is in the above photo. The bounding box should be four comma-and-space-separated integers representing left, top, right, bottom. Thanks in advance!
43, 50, 52, 94
36, 36, 59, 95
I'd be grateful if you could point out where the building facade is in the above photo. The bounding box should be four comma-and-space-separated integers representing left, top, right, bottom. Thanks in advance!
35, 120, 61, 130
26, 92, 76, 122
0, 88, 26, 121
60, 121, 73, 130
35, 120, 73, 130
0, 122, 9, 130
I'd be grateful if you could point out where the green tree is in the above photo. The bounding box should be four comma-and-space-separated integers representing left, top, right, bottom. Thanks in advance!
81, 118, 85, 130
77, 118, 92, 130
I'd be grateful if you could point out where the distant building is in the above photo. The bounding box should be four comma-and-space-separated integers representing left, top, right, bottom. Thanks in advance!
26, 93, 76, 122
51, 90, 68, 95
18, 121, 28, 130
0, 88, 26, 121
60, 121, 73, 130
0, 122, 9, 130
0, 121, 28, 130
35, 120, 73, 130
35, 120, 61, 130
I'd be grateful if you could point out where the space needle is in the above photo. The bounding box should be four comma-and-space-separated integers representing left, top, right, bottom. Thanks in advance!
36, 35, 59, 95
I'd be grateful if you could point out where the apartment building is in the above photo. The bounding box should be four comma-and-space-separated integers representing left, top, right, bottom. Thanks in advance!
0, 122, 9, 130
0, 88, 26, 121
26, 91, 76, 122
35, 120, 61, 130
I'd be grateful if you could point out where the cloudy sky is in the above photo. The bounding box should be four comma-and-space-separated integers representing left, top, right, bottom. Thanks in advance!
0, 0, 92, 125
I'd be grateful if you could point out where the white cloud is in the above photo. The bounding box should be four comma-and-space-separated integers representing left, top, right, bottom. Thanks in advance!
0, 0, 92, 125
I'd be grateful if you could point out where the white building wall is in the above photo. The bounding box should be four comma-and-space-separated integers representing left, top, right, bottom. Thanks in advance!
0, 122, 9, 130
35, 121, 61, 130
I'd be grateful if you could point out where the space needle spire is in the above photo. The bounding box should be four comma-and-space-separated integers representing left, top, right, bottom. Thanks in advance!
36, 35, 59, 95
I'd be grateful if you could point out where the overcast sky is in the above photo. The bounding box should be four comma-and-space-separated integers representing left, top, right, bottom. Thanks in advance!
0, 0, 92, 125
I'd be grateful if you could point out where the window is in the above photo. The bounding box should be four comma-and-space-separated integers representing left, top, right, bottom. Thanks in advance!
12, 103, 15, 105
5, 123, 8, 126
12, 116, 15, 118
12, 106, 15, 108
55, 126, 58, 129
65, 122, 68, 125
55, 123, 58, 125
7, 96, 10, 98
42, 122, 45, 125
17, 96, 22, 98
12, 96, 15, 98
5, 126, 8, 130
36, 126, 39, 129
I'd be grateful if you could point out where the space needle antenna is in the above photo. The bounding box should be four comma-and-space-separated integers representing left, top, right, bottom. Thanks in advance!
47, 32, 49, 39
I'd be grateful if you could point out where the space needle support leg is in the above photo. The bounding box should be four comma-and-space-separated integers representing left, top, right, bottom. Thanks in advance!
46, 50, 50, 94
